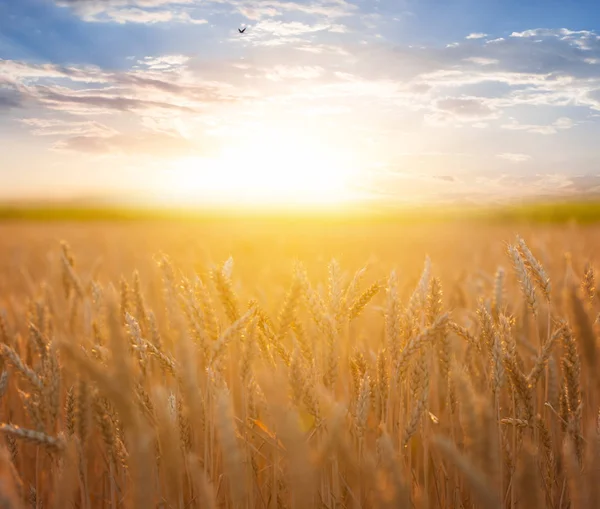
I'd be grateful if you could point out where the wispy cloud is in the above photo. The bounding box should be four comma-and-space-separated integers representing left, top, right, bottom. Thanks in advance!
36, 88, 198, 114
1, 57, 246, 118
497, 153, 532, 163
55, 0, 207, 24
501, 117, 576, 135
53, 131, 199, 156
236, 19, 348, 46
463, 57, 498, 65
97, 8, 207, 24
214, 0, 356, 20
265, 65, 324, 80
56, 0, 355, 24
19, 118, 117, 137
434, 96, 498, 118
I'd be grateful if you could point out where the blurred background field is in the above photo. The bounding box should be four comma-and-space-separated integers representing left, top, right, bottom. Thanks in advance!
1, 200, 597, 291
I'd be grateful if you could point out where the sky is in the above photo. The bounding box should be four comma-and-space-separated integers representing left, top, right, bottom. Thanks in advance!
2, 0, 600, 206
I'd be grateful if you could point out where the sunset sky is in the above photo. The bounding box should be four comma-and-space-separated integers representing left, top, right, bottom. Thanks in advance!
2, 0, 600, 206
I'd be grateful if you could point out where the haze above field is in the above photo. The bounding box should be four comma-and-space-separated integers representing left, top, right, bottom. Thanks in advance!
2, 0, 600, 206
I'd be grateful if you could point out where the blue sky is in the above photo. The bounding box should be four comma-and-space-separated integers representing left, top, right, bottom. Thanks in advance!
2, 0, 600, 205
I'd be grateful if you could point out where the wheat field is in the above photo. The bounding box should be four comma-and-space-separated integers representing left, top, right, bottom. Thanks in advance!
0, 219, 598, 509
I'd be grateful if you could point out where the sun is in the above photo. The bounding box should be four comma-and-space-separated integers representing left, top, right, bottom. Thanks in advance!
164, 129, 361, 209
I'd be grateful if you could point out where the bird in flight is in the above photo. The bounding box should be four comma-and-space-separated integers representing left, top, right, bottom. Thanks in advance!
238, 27, 247, 33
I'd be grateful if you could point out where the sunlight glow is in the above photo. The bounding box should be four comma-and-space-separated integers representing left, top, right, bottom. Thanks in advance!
165, 129, 361, 208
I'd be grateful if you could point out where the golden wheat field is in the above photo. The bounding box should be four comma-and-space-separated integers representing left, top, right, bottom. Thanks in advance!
0, 219, 598, 509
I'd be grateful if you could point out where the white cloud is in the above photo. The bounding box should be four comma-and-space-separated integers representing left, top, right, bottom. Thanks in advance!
510, 28, 596, 39
329, 24, 348, 33
463, 57, 499, 66
237, 19, 349, 47
497, 153, 532, 163
138, 55, 191, 70
426, 96, 499, 125
466, 33, 487, 39
53, 130, 199, 156
252, 20, 334, 36
20, 118, 117, 137
265, 65, 324, 81
510, 29, 544, 38
55, 0, 206, 24
90, 8, 207, 24
103, 8, 174, 24
216, 0, 356, 20
295, 44, 350, 55
58, 0, 356, 24
501, 117, 576, 135
553, 117, 575, 129
0, 59, 107, 83
435, 97, 496, 117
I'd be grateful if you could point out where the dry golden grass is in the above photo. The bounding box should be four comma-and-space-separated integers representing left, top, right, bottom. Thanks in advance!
0, 219, 599, 508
